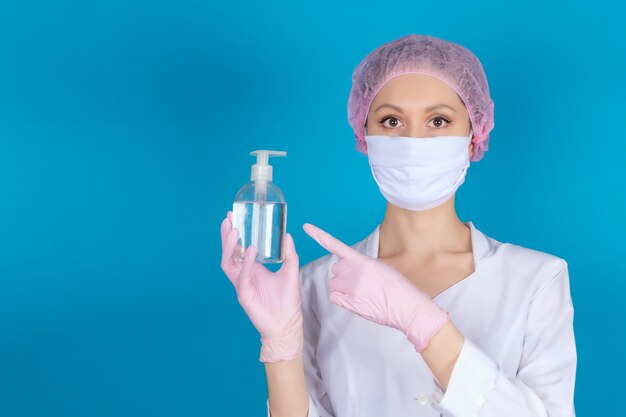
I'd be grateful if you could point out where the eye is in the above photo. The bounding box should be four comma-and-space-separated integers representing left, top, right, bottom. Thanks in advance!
378, 116, 404, 129
428, 115, 451, 128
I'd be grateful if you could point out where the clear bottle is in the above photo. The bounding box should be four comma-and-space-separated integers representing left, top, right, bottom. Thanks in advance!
232, 150, 287, 264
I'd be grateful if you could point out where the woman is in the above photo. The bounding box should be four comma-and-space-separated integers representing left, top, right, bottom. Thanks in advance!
220, 34, 577, 417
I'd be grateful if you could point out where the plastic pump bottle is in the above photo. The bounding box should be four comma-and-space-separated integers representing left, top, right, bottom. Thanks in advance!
232, 150, 287, 264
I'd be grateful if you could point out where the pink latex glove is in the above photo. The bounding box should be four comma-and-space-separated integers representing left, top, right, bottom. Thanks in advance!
220, 211, 303, 363
302, 222, 450, 353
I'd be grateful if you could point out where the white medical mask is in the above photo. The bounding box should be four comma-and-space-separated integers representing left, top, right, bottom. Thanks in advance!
364, 128, 473, 211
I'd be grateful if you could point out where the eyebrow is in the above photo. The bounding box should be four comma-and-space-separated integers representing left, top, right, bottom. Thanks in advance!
375, 103, 457, 114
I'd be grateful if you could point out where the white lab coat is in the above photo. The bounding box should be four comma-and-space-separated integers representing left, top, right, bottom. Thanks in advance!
266, 221, 577, 417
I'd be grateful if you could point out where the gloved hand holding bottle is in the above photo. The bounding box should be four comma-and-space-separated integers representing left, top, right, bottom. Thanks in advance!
302, 222, 450, 353
220, 210, 304, 363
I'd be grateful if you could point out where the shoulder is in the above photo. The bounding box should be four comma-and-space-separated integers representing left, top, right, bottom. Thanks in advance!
298, 252, 337, 320
494, 238, 567, 270
300, 251, 338, 294
488, 235, 569, 296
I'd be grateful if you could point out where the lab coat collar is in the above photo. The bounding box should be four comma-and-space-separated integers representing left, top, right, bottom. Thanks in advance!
357, 221, 494, 268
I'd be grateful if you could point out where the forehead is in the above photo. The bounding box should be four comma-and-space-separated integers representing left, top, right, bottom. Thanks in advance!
370, 73, 463, 108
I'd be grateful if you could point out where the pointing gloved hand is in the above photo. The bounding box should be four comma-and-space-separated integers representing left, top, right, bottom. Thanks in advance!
302, 222, 450, 353
220, 211, 303, 362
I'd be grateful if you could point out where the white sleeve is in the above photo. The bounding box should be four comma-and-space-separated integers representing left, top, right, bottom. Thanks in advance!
266, 267, 336, 417
430, 259, 577, 417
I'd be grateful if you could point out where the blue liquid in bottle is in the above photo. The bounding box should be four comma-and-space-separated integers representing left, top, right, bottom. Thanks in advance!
232, 200, 286, 263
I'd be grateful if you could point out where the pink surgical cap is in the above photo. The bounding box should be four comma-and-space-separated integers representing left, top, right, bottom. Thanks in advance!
347, 34, 495, 162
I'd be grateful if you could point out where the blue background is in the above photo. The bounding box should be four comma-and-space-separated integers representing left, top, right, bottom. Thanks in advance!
1, 0, 623, 415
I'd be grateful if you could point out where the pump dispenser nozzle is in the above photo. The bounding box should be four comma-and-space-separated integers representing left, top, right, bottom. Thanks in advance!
250, 150, 286, 182
249, 150, 286, 202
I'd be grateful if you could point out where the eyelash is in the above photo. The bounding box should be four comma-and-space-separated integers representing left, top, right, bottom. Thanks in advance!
378, 114, 451, 129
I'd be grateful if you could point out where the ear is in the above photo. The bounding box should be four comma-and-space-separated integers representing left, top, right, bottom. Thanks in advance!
468, 142, 474, 158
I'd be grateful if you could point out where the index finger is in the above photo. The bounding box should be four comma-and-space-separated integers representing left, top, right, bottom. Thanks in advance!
302, 223, 360, 260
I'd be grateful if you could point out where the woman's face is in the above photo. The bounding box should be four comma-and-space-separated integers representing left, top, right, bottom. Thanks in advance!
365, 73, 473, 158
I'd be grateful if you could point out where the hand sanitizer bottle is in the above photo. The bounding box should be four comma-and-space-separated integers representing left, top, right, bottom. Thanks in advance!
232, 150, 287, 264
